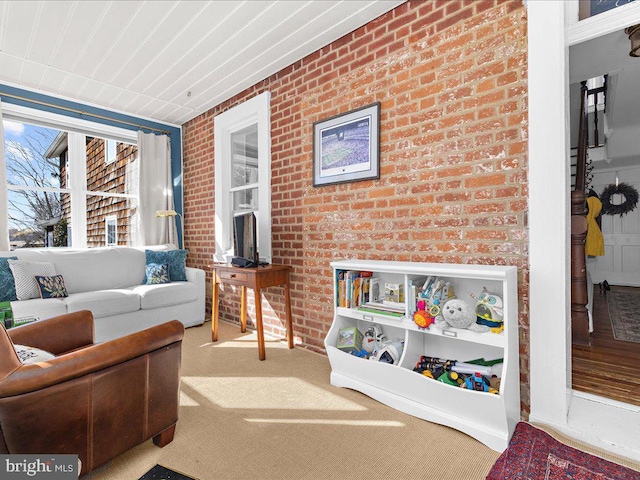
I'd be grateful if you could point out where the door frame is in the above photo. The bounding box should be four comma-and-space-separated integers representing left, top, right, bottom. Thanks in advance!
528, 0, 640, 451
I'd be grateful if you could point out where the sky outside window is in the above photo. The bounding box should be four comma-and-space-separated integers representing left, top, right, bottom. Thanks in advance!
3, 119, 62, 240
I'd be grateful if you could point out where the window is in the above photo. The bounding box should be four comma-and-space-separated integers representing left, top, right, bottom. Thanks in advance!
4, 121, 63, 248
214, 92, 271, 263
586, 75, 605, 109
105, 139, 117, 165
2, 103, 138, 249
85, 136, 137, 247
231, 124, 259, 214
105, 215, 117, 246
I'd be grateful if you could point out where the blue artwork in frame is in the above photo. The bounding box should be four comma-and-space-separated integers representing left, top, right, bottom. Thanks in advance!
312, 102, 380, 187
589, 0, 635, 17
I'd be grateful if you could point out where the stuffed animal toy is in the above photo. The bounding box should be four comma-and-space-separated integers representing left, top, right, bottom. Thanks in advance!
362, 330, 377, 354
435, 298, 489, 333
362, 325, 386, 354
469, 287, 504, 333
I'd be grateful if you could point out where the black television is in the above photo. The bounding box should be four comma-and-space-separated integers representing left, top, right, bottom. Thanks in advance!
232, 212, 259, 268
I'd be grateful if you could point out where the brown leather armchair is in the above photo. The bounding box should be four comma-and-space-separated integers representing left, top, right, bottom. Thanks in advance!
0, 310, 184, 476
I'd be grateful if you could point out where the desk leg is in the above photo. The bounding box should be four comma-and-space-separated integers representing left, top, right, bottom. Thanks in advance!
240, 286, 247, 333
284, 281, 293, 349
254, 288, 266, 361
212, 278, 219, 342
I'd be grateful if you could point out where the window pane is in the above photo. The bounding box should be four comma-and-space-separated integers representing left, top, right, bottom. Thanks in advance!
87, 194, 138, 247
8, 189, 62, 248
106, 218, 117, 246
231, 124, 258, 188
105, 139, 117, 164
60, 192, 71, 247
4, 123, 61, 189
232, 187, 258, 214
87, 138, 137, 195
4, 122, 63, 249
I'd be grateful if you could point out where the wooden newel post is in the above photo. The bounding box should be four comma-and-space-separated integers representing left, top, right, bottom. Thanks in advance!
571, 189, 590, 345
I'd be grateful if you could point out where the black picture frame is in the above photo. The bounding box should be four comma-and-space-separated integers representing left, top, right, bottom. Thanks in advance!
312, 102, 380, 187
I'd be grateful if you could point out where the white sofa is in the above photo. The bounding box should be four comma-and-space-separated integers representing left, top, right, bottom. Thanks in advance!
0, 245, 205, 342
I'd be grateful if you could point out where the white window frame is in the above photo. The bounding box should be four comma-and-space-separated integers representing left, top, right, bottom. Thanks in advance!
63, 152, 69, 189
105, 139, 117, 165
1, 103, 138, 248
105, 215, 117, 246
214, 92, 271, 263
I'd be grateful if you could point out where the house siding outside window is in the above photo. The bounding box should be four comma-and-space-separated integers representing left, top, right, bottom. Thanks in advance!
85, 138, 137, 247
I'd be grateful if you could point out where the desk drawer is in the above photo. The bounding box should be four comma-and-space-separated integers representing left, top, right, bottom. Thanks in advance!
218, 270, 249, 283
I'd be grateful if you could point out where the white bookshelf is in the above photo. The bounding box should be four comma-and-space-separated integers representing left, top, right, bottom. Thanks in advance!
325, 259, 520, 452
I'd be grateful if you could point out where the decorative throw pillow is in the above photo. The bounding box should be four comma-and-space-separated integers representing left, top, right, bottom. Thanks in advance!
35, 275, 69, 299
8, 260, 57, 300
13, 344, 56, 364
144, 249, 187, 283
145, 263, 170, 285
0, 257, 18, 302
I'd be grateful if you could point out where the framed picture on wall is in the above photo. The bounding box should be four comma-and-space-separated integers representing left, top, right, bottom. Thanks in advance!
312, 102, 380, 187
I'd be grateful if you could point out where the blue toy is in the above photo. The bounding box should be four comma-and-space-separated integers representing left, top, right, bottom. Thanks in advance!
465, 372, 489, 392
350, 349, 370, 359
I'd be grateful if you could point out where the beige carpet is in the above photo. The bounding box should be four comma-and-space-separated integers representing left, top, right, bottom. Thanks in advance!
83, 321, 500, 480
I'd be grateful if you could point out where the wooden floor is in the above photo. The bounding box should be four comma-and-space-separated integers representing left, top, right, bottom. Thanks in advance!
572, 285, 640, 407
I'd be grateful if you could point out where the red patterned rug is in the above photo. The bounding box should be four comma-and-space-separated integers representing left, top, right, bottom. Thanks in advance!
486, 422, 640, 479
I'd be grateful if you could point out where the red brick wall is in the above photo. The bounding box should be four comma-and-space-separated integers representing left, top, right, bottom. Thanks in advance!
182, 0, 530, 415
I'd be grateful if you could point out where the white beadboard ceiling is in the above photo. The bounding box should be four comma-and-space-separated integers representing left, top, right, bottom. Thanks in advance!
0, 0, 404, 126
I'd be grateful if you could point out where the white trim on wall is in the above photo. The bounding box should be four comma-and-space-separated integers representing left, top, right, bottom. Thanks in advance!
568, 2, 640, 46
0, 79, 183, 129
1, 103, 137, 144
528, 0, 571, 427
68, 132, 88, 249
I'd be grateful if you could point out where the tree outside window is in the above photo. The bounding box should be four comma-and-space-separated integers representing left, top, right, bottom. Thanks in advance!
3, 120, 62, 248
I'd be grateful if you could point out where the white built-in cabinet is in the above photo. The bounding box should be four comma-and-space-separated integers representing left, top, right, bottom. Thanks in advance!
324, 259, 520, 452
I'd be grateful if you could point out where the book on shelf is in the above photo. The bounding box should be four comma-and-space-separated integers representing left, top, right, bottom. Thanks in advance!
360, 277, 370, 304
345, 271, 359, 308
357, 300, 405, 318
357, 305, 404, 318
336, 270, 374, 308
337, 271, 345, 307
350, 275, 361, 308
362, 301, 404, 312
369, 277, 381, 303
382, 299, 405, 309
384, 282, 404, 303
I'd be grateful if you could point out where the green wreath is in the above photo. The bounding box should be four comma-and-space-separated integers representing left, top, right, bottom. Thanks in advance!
600, 182, 639, 216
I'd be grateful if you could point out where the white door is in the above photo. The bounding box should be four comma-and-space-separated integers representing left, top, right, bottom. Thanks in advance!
588, 165, 640, 286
